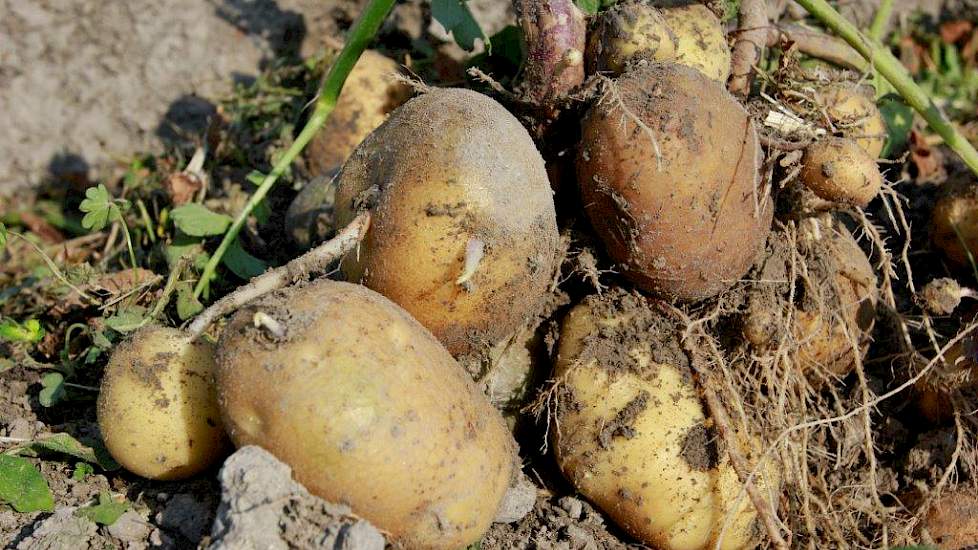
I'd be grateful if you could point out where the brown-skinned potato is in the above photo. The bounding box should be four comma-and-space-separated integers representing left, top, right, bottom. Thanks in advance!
215, 280, 514, 550
799, 137, 883, 207
577, 63, 772, 301
932, 183, 978, 268
334, 88, 560, 356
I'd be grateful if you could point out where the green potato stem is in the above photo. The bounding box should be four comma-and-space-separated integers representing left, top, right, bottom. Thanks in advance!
794, 0, 978, 176
193, 0, 397, 299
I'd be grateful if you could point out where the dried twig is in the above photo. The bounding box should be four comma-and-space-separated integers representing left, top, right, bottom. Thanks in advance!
729, 0, 769, 97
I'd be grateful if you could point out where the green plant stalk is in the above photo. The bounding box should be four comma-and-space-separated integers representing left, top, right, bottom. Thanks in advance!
794, 0, 978, 176
136, 199, 156, 244
867, 0, 893, 42
117, 218, 138, 286
193, 0, 397, 299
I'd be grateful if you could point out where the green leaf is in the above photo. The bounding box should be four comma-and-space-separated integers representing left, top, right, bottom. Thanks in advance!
0, 455, 54, 513
75, 491, 127, 526
170, 204, 232, 237
38, 372, 66, 407
223, 238, 268, 280
79, 184, 120, 232
574, 0, 619, 14
104, 306, 148, 333
0, 318, 45, 344
432, 0, 488, 52
16, 433, 120, 471
71, 462, 94, 481
0, 222, 7, 249
176, 284, 204, 321
879, 93, 914, 158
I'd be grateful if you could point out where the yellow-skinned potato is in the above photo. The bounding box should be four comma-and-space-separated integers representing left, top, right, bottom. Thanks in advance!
304, 50, 411, 176
660, 4, 731, 82
553, 290, 779, 549
587, 2, 730, 82
215, 280, 514, 550
744, 218, 878, 378
335, 88, 559, 356
818, 84, 886, 159
932, 184, 978, 267
97, 326, 229, 480
799, 137, 883, 207
577, 63, 771, 301
587, 1, 677, 74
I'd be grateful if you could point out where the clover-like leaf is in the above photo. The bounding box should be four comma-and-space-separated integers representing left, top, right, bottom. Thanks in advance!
79, 184, 120, 232
0, 318, 45, 344
39, 372, 66, 407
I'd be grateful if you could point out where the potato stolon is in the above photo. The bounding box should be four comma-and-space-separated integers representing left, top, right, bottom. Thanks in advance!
215, 280, 514, 550
577, 63, 772, 301
334, 88, 560, 355
552, 289, 779, 550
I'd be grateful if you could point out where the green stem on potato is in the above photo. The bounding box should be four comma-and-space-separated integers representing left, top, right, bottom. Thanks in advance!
192, 0, 397, 299
794, 0, 978, 176
867, 0, 893, 42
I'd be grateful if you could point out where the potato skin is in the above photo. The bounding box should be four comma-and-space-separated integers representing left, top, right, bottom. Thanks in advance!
587, 1, 677, 74
215, 280, 514, 550
577, 63, 772, 301
553, 290, 777, 550
923, 490, 978, 549
799, 137, 883, 207
818, 84, 886, 159
304, 50, 411, 176
97, 326, 229, 480
932, 184, 978, 267
335, 88, 559, 355
659, 4, 731, 82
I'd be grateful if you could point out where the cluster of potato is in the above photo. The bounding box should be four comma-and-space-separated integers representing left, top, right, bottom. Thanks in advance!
95, 2, 899, 548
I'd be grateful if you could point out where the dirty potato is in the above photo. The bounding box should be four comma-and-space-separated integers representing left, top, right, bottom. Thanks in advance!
97, 326, 229, 480
552, 289, 779, 550
334, 88, 560, 356
932, 183, 978, 268
577, 63, 771, 301
659, 4, 731, 82
799, 137, 883, 207
818, 84, 886, 159
215, 280, 514, 550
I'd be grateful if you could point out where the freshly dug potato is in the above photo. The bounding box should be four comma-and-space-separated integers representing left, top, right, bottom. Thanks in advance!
553, 289, 779, 550
97, 326, 229, 480
743, 218, 878, 378
587, 2, 729, 82
916, 334, 978, 424
817, 84, 886, 159
216, 280, 514, 549
932, 184, 978, 267
334, 88, 560, 356
659, 4, 731, 82
304, 50, 411, 177
923, 490, 978, 549
799, 137, 883, 207
577, 63, 772, 301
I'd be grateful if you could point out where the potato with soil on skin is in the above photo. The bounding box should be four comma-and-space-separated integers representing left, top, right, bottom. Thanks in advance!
97, 325, 229, 480
743, 217, 878, 379
923, 490, 978, 549
587, 2, 730, 82
215, 280, 514, 550
287, 50, 412, 249
817, 84, 886, 159
552, 289, 780, 550
932, 183, 978, 268
915, 334, 978, 424
334, 88, 560, 356
577, 63, 772, 301
799, 137, 883, 207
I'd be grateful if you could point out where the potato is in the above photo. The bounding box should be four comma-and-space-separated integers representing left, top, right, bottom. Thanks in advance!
932, 184, 978, 267
587, 2, 730, 82
659, 4, 731, 82
97, 325, 229, 480
587, 1, 677, 75
215, 280, 514, 550
817, 84, 886, 159
304, 50, 411, 177
553, 289, 779, 550
923, 490, 978, 549
743, 218, 878, 378
334, 88, 560, 356
916, 334, 978, 424
799, 137, 883, 207
577, 63, 772, 301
